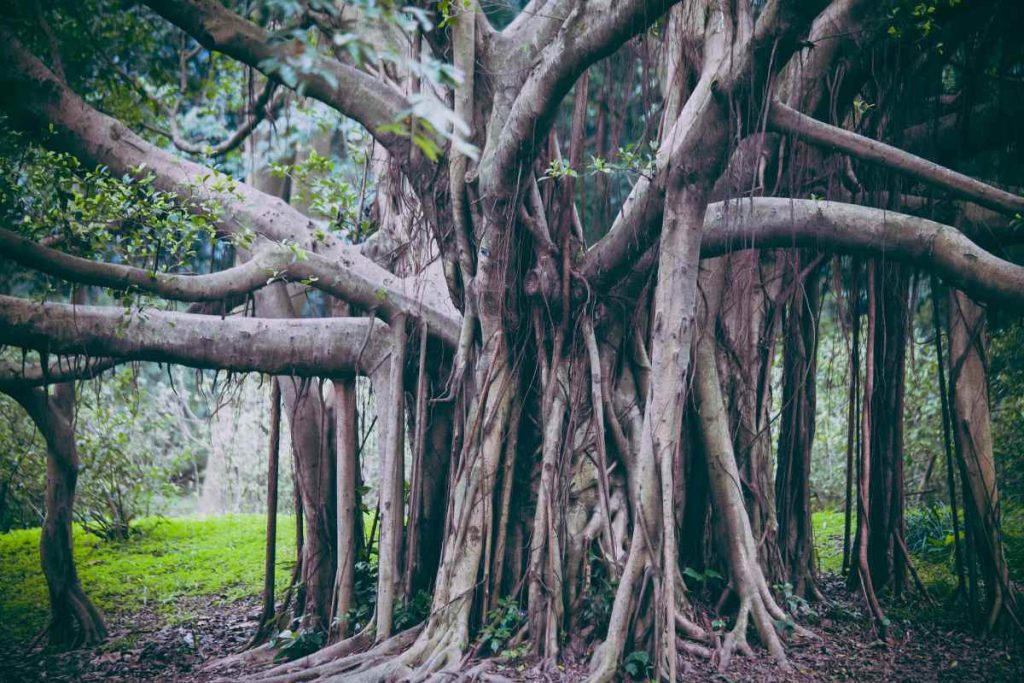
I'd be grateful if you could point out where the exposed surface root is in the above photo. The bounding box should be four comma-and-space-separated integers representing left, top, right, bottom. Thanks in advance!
242, 627, 414, 683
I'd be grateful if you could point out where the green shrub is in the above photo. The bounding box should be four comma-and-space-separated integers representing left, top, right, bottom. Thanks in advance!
477, 597, 526, 656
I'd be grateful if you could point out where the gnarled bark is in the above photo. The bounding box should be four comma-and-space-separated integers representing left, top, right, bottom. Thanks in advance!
6, 384, 106, 648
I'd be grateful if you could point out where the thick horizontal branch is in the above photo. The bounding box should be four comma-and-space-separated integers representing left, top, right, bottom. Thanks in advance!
0, 34, 462, 346
0, 296, 391, 378
142, 0, 411, 160
767, 100, 1024, 216
0, 227, 273, 302
0, 228, 460, 346
701, 198, 1024, 311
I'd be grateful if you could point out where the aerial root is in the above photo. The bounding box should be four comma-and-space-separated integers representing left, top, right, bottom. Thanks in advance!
676, 638, 714, 659
756, 577, 816, 640
204, 642, 277, 676
714, 572, 825, 673
67, 589, 106, 646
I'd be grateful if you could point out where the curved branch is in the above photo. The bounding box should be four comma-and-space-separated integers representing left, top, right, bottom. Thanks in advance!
0, 228, 462, 347
700, 198, 1024, 311
165, 82, 287, 156
484, 0, 676, 191
0, 296, 391, 378
142, 0, 412, 160
0, 34, 461, 346
583, 0, 880, 290
108, 52, 286, 157
767, 100, 1024, 216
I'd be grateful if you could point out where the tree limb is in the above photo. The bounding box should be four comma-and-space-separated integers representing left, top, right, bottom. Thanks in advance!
0, 357, 120, 392
164, 82, 287, 156
483, 0, 676, 193
0, 228, 462, 347
767, 100, 1024, 215
0, 34, 461, 346
142, 0, 413, 160
0, 296, 390, 378
699, 198, 1024, 311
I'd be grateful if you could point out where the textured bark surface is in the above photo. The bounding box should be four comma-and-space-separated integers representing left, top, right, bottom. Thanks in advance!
948, 290, 1020, 631
6, 385, 106, 648
866, 262, 910, 595
776, 253, 823, 598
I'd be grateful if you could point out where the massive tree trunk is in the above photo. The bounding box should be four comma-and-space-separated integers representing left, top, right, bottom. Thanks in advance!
947, 289, 1020, 631
6, 384, 106, 648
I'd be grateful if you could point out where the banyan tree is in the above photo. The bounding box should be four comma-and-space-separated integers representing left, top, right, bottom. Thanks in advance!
0, 0, 1022, 679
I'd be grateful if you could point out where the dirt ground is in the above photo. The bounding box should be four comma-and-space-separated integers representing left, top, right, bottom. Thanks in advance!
3, 577, 1022, 682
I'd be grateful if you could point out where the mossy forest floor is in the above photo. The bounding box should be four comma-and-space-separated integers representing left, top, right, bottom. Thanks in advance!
1, 511, 1022, 682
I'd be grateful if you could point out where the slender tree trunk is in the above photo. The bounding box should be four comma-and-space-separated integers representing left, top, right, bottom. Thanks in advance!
854, 262, 888, 635
930, 278, 967, 600
947, 289, 1020, 631
252, 379, 281, 644
867, 261, 910, 595
326, 375, 354, 639
375, 316, 407, 641
842, 260, 861, 574
8, 384, 106, 648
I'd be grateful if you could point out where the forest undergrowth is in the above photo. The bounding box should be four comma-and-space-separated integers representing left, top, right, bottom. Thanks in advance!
2, 510, 1021, 682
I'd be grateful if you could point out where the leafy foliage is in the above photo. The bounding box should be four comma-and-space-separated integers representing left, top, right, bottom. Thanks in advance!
74, 369, 184, 540
269, 150, 373, 242
270, 626, 325, 662
904, 504, 962, 564
0, 128, 218, 283
622, 649, 653, 680
477, 597, 526, 656
681, 565, 724, 598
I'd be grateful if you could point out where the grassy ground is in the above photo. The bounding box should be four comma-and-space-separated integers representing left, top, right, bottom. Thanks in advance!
0, 508, 1020, 653
812, 506, 1024, 594
0, 515, 296, 645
